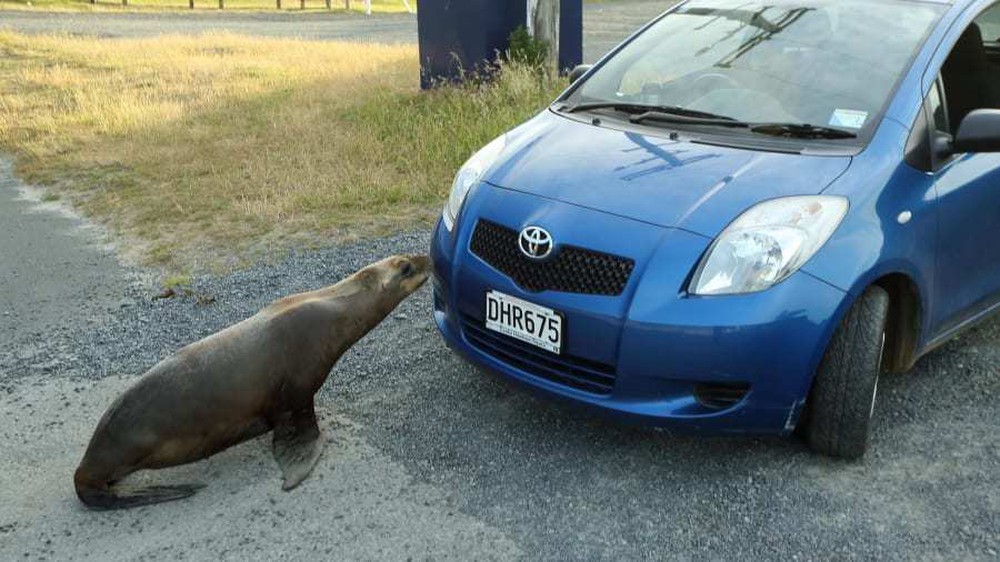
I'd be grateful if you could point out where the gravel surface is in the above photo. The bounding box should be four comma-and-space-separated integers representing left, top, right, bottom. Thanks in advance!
0, 0, 671, 62
1, 157, 999, 560
0, 2, 997, 557
0, 159, 132, 373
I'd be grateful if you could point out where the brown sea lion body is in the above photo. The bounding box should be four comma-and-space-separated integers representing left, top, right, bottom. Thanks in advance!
74, 254, 430, 510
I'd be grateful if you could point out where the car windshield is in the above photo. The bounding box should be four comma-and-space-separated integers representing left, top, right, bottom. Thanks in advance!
564, 0, 945, 141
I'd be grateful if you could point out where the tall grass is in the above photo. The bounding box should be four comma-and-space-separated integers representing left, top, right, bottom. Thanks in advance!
0, 32, 563, 271
345, 64, 565, 223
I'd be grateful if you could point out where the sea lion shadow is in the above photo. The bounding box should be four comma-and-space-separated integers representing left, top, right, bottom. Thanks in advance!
118, 436, 276, 497
114, 408, 358, 499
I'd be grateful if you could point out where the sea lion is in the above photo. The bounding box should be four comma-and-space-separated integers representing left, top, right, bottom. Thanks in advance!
74, 254, 431, 510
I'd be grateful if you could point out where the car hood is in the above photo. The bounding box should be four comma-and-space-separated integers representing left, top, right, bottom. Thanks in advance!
484, 111, 852, 237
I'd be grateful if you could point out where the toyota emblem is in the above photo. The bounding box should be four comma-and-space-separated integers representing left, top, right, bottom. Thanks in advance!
519, 226, 553, 259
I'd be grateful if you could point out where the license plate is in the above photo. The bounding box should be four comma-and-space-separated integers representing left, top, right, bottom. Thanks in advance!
485, 290, 563, 354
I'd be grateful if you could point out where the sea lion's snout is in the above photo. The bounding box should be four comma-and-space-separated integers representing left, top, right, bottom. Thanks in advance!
398, 254, 431, 294
350, 254, 432, 301
404, 254, 431, 276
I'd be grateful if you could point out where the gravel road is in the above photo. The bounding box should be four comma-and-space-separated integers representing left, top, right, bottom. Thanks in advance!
1, 156, 999, 560
2, 2, 999, 559
0, 0, 670, 62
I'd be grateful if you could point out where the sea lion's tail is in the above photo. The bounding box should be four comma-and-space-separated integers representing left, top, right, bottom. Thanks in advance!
75, 468, 202, 510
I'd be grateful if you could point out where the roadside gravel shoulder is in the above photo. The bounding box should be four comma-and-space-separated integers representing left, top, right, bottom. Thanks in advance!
0, 375, 522, 561
1, 177, 997, 558
2, 0, 999, 543
0, 158, 134, 368
0, 160, 520, 560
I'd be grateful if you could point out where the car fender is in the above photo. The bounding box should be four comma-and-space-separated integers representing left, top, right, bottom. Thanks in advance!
805, 118, 936, 321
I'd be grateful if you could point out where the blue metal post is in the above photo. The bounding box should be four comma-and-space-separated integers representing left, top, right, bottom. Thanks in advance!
559, 0, 583, 72
417, 0, 525, 89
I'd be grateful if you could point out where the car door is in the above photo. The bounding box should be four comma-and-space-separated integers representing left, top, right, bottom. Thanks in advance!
929, 6, 1000, 337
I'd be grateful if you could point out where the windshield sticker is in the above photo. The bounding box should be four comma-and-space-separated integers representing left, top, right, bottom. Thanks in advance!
829, 109, 869, 129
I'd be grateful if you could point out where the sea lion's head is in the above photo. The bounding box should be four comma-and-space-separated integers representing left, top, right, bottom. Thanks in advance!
355, 254, 432, 302
386, 254, 432, 296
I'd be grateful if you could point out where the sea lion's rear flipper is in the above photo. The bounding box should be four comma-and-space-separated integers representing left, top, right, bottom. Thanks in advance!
76, 482, 204, 511
272, 406, 324, 491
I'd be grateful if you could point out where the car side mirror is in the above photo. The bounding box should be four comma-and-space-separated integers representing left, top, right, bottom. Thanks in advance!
952, 109, 1000, 153
568, 64, 593, 84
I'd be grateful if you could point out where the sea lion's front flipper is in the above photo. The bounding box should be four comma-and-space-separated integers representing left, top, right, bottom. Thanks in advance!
271, 406, 324, 491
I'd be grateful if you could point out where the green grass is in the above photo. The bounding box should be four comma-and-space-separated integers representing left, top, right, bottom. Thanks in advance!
0, 31, 563, 273
347, 66, 564, 211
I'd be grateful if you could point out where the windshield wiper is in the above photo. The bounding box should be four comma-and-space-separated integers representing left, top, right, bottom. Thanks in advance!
562, 103, 860, 139
628, 110, 750, 128
749, 123, 857, 140
562, 101, 741, 122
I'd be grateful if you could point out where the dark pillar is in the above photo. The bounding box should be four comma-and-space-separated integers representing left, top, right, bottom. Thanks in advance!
417, 0, 525, 89
559, 0, 583, 72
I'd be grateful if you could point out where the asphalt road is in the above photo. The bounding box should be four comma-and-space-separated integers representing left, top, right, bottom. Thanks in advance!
0, 10, 420, 42
0, 0, 669, 62
1, 155, 999, 560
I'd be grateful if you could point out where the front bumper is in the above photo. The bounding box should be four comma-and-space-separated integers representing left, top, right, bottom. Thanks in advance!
432, 186, 851, 435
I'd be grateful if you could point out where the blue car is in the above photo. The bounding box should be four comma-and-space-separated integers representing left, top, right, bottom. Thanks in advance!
431, 0, 1000, 458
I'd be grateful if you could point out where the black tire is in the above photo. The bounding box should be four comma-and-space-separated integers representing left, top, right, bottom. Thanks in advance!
804, 286, 890, 459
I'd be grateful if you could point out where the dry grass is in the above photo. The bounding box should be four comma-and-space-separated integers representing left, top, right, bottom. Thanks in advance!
0, 0, 414, 12
0, 31, 563, 272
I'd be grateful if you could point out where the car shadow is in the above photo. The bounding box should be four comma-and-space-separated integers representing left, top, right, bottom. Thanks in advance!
335, 291, 1000, 490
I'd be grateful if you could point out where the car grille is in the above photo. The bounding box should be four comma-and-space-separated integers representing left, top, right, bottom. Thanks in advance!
460, 313, 617, 395
469, 219, 635, 296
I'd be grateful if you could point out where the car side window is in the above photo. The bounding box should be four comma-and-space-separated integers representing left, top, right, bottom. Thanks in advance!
939, 4, 1000, 134
928, 79, 950, 134
976, 3, 1000, 42
905, 80, 948, 172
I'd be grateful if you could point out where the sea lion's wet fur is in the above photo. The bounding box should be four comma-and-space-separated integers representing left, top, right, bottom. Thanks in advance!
74, 255, 431, 510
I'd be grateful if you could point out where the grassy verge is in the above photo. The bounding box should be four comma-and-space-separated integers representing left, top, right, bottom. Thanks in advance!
0, 31, 563, 272
0, 0, 414, 12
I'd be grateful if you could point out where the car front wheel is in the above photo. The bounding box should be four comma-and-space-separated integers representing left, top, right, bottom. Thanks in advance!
803, 285, 890, 459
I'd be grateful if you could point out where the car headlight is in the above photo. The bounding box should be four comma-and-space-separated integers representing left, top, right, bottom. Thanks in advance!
690, 196, 848, 296
442, 134, 507, 231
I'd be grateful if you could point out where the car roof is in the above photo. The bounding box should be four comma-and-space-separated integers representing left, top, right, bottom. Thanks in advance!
868, 0, 953, 4
876, 0, 951, 4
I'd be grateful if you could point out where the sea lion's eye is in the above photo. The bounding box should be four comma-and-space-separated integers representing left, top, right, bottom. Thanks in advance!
400, 262, 414, 278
